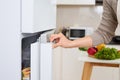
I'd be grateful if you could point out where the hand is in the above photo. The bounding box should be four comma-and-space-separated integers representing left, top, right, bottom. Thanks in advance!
50, 33, 73, 48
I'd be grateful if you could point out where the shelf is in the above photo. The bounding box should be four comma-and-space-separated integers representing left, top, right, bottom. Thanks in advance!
57, 0, 95, 5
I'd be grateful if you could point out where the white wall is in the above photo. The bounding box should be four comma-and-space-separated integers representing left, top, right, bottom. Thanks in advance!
57, 5, 103, 31
56, 5, 120, 35
115, 25, 120, 35
0, 0, 21, 80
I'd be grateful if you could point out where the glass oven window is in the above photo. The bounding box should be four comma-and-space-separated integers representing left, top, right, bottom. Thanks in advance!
70, 29, 85, 38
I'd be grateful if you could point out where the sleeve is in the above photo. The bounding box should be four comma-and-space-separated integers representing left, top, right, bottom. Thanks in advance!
90, 0, 118, 46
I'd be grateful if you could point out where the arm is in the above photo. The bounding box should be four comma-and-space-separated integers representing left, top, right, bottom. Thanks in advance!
50, 33, 92, 48
90, 0, 118, 46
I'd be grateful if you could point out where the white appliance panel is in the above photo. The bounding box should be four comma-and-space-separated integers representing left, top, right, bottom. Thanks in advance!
22, 0, 56, 33
40, 43, 53, 80
30, 39, 53, 80
31, 42, 40, 80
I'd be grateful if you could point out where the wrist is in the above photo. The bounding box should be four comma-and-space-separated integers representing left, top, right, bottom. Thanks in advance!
68, 40, 77, 48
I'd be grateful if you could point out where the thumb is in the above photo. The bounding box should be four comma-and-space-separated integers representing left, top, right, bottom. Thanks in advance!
52, 43, 61, 48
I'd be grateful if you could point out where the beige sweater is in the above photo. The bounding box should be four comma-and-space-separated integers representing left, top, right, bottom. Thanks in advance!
117, 0, 120, 24
91, 0, 119, 46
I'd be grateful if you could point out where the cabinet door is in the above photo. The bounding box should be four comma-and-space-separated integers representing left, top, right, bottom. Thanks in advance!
61, 48, 84, 80
57, 0, 95, 5
22, 0, 56, 33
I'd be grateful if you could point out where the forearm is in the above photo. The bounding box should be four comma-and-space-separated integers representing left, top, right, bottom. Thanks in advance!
50, 33, 93, 48
70, 36, 93, 48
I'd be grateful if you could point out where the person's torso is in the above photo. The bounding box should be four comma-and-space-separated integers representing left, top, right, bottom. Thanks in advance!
108, 0, 120, 25
111, 0, 118, 14
117, 0, 120, 25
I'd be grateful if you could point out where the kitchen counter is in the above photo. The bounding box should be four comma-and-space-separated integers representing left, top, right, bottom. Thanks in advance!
78, 45, 120, 64
78, 53, 120, 64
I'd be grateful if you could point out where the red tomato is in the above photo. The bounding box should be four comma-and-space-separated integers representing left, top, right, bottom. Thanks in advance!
87, 47, 97, 55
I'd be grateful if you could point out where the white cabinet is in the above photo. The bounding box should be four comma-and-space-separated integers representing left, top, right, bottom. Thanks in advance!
22, 0, 56, 33
61, 48, 84, 80
57, 0, 95, 5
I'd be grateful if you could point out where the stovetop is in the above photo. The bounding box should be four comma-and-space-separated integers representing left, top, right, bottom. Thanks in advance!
108, 36, 120, 45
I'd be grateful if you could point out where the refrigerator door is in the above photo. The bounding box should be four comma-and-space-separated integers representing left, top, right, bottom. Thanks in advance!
40, 43, 53, 80
31, 42, 40, 80
30, 32, 53, 80
39, 31, 53, 80
22, 0, 56, 33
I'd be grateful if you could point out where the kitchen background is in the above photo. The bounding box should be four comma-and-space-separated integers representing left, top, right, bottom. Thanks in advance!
0, 0, 120, 80
56, 5, 120, 35
53, 2, 120, 80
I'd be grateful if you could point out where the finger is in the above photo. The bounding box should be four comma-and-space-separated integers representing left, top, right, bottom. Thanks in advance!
50, 34, 60, 42
53, 44, 59, 48
50, 34, 56, 42
52, 42, 61, 48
